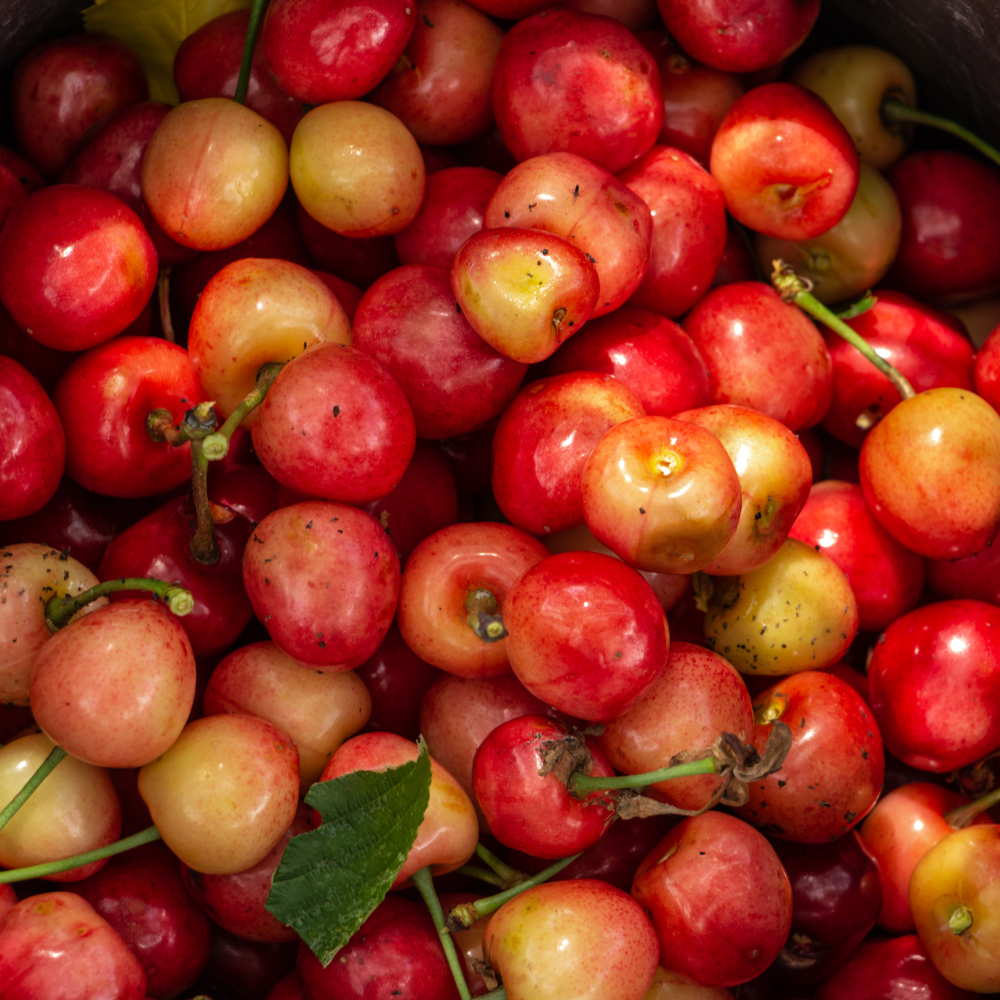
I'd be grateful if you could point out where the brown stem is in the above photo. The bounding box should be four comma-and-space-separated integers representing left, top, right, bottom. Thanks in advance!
188, 440, 219, 565
158, 269, 175, 343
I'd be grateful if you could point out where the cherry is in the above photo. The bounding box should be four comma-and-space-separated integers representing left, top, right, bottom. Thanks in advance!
0, 145, 43, 231
927, 540, 1000, 607
975, 322, 1000, 412
296, 202, 401, 287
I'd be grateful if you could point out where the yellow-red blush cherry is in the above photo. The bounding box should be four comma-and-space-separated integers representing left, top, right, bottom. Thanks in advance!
138, 714, 299, 876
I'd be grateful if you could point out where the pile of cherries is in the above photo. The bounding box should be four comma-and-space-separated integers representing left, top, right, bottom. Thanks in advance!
2, 0, 1000, 997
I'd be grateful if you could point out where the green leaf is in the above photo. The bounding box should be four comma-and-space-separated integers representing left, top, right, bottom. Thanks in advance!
265, 738, 432, 967
83, 0, 251, 104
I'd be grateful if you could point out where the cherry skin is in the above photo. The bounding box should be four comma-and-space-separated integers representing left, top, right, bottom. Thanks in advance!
53, 336, 203, 498
619, 145, 728, 319
814, 933, 977, 1000
296, 200, 401, 287
0, 145, 43, 231
736, 671, 884, 844
0, 185, 158, 352
504, 551, 670, 721
473, 715, 616, 858
491, 8, 663, 174
262, 0, 417, 105
484, 879, 660, 1000
0, 356, 65, 521
296, 895, 460, 1000
789, 480, 925, 633
927, 540, 1000, 607
631, 811, 793, 989
545, 307, 711, 418
656, 0, 819, 74
242, 501, 400, 670
598, 641, 753, 812
769, 832, 883, 987
867, 599, 1000, 772
201, 931, 297, 1000
710, 83, 859, 241
492, 371, 646, 536
886, 150, 1000, 303
11, 33, 148, 179
68, 841, 214, 998
821, 290, 975, 449
682, 281, 833, 432
0, 892, 147, 1000
975, 321, 1000, 412
351, 262, 527, 439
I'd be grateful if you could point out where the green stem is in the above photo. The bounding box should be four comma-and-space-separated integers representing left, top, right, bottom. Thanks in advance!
456, 865, 505, 887
188, 439, 219, 566
945, 785, 1000, 829
233, 0, 269, 105
569, 755, 717, 795
46, 578, 194, 631
0, 826, 161, 883
474, 843, 522, 884
412, 867, 472, 1000
447, 854, 581, 929
882, 99, 1000, 171
202, 362, 285, 462
146, 400, 217, 448
0, 746, 66, 833
771, 261, 915, 401
480, 989, 507, 1000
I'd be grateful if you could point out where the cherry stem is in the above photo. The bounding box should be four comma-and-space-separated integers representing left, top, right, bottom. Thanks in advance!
147, 400, 218, 448
233, 0, 269, 105
158, 269, 174, 343
882, 99, 1000, 171
0, 825, 162, 884
945, 785, 1000, 829
0, 746, 67, 834
834, 290, 878, 321
480, 990, 507, 1000
456, 865, 505, 887
202, 361, 285, 462
188, 439, 220, 566
569, 755, 717, 795
411, 867, 473, 1000
446, 854, 582, 930
45, 577, 194, 631
474, 843, 523, 885
770, 260, 916, 401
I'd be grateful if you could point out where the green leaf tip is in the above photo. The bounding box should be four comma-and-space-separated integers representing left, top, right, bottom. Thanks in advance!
265, 736, 433, 967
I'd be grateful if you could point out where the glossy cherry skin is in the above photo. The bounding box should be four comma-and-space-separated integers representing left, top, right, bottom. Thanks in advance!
737, 671, 884, 844
53, 336, 203, 498
789, 480, 925, 633
98, 495, 254, 656
491, 8, 663, 174
814, 933, 977, 1000
485, 879, 660, 1000
201, 932, 297, 1000
656, 0, 818, 73
927, 540, 1000, 607
262, 0, 417, 104
352, 263, 527, 439
868, 599, 1000, 772
370, 0, 504, 146
504, 551, 670, 721
68, 841, 214, 998
0, 145, 43, 232
545, 307, 711, 418
822, 290, 975, 448
11, 33, 148, 179
975, 322, 1000, 413
0, 356, 65, 521
858, 782, 975, 934
683, 282, 833, 431
710, 84, 859, 241
296, 895, 460, 1000
599, 642, 752, 812
252, 343, 416, 504
0, 892, 147, 1000
632, 811, 793, 989
174, 9, 304, 146
243, 502, 400, 669
492, 371, 646, 536
769, 832, 882, 986
619, 146, 728, 319
356, 621, 442, 741
859, 388, 1000, 559
473, 715, 616, 858
0, 300, 78, 395
0, 186, 158, 352
886, 151, 1000, 303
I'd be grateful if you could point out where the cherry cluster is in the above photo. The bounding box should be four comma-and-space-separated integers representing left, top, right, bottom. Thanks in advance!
1, 0, 1000, 998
